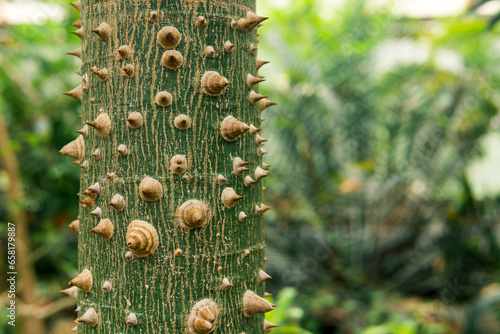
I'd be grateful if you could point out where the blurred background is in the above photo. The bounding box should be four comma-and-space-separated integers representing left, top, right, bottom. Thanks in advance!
2, 0, 500, 333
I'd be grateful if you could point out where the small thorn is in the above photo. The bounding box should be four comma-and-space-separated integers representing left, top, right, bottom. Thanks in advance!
72, 27, 84, 40
121, 64, 135, 77
76, 124, 88, 137
86, 113, 111, 137
87, 182, 100, 194
255, 166, 270, 181
221, 277, 233, 291
68, 219, 79, 232
89, 207, 101, 218
255, 134, 268, 146
217, 174, 227, 185
260, 99, 277, 112
221, 187, 243, 208
239, 212, 249, 222
233, 157, 250, 175
246, 11, 268, 29
126, 313, 137, 326
116, 45, 133, 59
59, 135, 84, 161
244, 176, 257, 187
59, 286, 78, 298
70, 0, 81, 12
90, 66, 108, 81
79, 160, 89, 171
224, 41, 235, 52
261, 203, 271, 213
67, 46, 82, 59
91, 22, 111, 41
107, 172, 117, 183
264, 319, 279, 332
249, 124, 262, 136
195, 16, 207, 28
82, 73, 89, 91
109, 193, 125, 211
205, 46, 215, 58
117, 144, 128, 156
238, 18, 252, 31
256, 57, 270, 70
77, 308, 98, 327
249, 91, 268, 105
247, 74, 265, 88
149, 10, 159, 21
258, 269, 272, 283
78, 197, 94, 208
91, 149, 101, 160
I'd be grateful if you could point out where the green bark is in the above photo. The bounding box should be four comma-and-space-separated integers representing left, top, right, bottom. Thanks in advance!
66, 0, 272, 332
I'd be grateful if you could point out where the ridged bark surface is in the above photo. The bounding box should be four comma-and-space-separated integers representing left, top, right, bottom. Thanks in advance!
72, 0, 268, 332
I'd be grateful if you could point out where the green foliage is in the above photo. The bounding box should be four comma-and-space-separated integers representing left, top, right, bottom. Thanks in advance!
258, 0, 500, 332
266, 287, 312, 334
362, 320, 419, 334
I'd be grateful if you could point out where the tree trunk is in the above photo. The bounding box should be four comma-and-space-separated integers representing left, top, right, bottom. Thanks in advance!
62, 0, 275, 333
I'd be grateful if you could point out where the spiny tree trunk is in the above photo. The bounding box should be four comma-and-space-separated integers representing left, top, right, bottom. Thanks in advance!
60, 0, 277, 333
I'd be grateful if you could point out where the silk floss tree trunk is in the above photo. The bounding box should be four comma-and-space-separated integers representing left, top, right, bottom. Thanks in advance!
59, 0, 278, 332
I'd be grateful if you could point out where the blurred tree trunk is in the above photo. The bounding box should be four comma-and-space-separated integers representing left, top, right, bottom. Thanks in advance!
0, 110, 44, 333
67, 0, 273, 332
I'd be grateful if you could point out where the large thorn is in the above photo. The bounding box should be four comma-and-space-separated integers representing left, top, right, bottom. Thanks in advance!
64, 84, 82, 101
59, 135, 84, 160
77, 308, 98, 327
72, 28, 84, 40
243, 290, 275, 317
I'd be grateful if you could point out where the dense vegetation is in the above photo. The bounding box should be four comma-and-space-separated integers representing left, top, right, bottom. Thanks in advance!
2, 0, 500, 333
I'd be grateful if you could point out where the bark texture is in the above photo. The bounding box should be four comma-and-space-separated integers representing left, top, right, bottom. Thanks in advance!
66, 0, 272, 333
